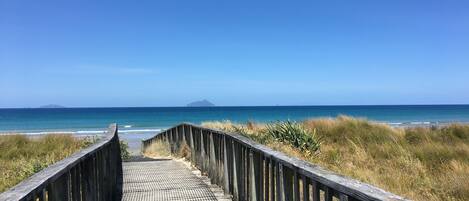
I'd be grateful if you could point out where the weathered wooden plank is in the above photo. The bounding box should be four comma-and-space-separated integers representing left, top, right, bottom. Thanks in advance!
302, 175, 310, 201
270, 158, 275, 201
294, 170, 299, 201
232, 140, 240, 201
70, 163, 80, 201
311, 180, 320, 201
264, 157, 270, 201
223, 135, 230, 194
325, 186, 334, 201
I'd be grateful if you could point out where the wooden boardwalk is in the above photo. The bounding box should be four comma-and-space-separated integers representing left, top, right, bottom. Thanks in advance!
0, 124, 408, 201
122, 158, 232, 201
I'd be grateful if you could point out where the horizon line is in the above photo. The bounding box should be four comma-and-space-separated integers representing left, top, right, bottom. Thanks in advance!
2, 103, 469, 109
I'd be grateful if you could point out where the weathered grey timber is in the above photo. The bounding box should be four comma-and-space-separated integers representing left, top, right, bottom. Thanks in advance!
143, 123, 410, 201
0, 124, 123, 201
122, 159, 226, 201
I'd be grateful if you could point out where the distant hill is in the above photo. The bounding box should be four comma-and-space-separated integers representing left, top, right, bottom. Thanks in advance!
187, 100, 215, 107
39, 104, 65, 108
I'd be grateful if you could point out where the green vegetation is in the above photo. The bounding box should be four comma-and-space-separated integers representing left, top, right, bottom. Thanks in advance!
202, 116, 469, 201
0, 134, 93, 192
120, 140, 131, 161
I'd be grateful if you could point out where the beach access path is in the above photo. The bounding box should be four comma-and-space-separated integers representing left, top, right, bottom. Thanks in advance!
122, 156, 232, 201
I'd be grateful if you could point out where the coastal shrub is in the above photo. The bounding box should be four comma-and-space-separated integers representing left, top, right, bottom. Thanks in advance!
265, 120, 321, 155
0, 134, 90, 192
120, 140, 131, 161
202, 116, 469, 201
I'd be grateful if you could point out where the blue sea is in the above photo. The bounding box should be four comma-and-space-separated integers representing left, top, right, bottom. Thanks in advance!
1, 105, 469, 134
2, 105, 468, 153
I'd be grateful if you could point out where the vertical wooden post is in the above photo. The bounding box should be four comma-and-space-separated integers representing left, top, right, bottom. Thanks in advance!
283, 167, 294, 201
249, 151, 257, 201
71, 166, 81, 201
264, 158, 269, 201
169, 129, 174, 153
294, 170, 299, 201
175, 127, 179, 152
302, 175, 310, 201
270, 158, 275, 201
240, 147, 246, 200
311, 181, 320, 201
232, 141, 239, 201
209, 132, 217, 184
325, 186, 333, 201
81, 159, 93, 201
259, 155, 264, 201
223, 135, 230, 193
181, 125, 186, 144
189, 126, 196, 164
48, 173, 68, 201
40, 189, 47, 201
200, 129, 206, 173
278, 164, 285, 201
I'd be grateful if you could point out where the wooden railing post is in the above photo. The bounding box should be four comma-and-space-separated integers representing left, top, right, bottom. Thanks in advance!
209, 132, 217, 184
302, 175, 310, 201
189, 126, 196, 164
223, 135, 230, 194
232, 140, 240, 201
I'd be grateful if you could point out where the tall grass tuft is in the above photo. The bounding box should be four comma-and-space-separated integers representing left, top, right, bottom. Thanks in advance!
0, 134, 92, 192
265, 120, 321, 156
142, 140, 171, 158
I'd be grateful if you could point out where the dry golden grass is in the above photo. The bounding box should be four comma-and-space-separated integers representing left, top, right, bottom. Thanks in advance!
142, 140, 171, 158
143, 140, 192, 160
202, 116, 469, 201
0, 134, 91, 192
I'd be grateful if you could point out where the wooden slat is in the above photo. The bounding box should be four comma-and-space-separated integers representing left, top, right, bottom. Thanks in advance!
302, 175, 310, 201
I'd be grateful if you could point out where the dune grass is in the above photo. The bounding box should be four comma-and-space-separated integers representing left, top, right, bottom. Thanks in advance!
202, 116, 469, 201
143, 140, 171, 158
143, 140, 192, 161
0, 134, 93, 192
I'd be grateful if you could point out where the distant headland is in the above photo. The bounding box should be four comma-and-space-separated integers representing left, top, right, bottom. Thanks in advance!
187, 100, 215, 107
39, 104, 65, 108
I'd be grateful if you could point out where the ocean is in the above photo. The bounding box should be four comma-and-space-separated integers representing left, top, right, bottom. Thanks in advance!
2, 105, 468, 153
1, 105, 469, 134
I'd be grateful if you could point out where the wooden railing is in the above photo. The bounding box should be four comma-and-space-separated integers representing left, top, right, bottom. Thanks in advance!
0, 124, 123, 201
143, 123, 409, 201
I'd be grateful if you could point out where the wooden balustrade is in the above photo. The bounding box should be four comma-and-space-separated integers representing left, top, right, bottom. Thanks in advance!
0, 124, 123, 201
142, 123, 409, 201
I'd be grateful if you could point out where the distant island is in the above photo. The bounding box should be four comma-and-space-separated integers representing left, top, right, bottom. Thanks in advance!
187, 100, 215, 107
39, 104, 65, 108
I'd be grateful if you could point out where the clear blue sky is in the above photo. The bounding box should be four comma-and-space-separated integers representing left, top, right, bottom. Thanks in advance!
1, 0, 468, 108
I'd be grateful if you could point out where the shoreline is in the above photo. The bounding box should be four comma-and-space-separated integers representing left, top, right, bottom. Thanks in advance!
1, 121, 469, 135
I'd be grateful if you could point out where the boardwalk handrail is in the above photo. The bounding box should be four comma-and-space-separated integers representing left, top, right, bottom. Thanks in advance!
143, 123, 409, 201
0, 124, 123, 201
